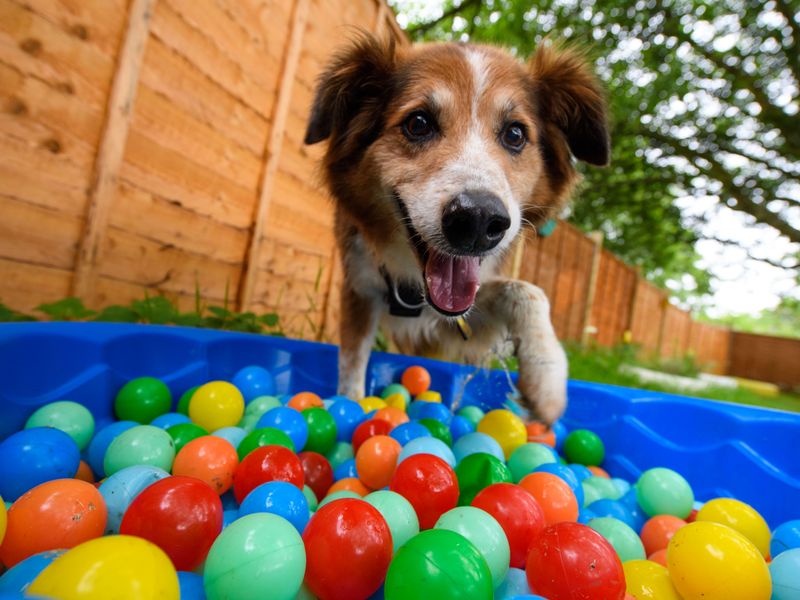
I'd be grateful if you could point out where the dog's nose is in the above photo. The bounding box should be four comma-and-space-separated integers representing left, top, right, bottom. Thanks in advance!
442, 191, 511, 253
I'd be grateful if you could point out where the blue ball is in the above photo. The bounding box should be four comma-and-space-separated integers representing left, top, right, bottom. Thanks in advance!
220, 490, 239, 510
86, 420, 137, 479
390, 422, 431, 446
328, 398, 366, 442
620, 487, 640, 509
211, 426, 247, 449
449, 415, 474, 442
398, 437, 456, 467
627, 501, 648, 533
177, 571, 206, 600
0, 427, 81, 501
770, 548, 800, 600
222, 508, 239, 530
239, 481, 310, 533
232, 366, 276, 402
551, 420, 567, 451
333, 458, 358, 481
98, 465, 170, 534
150, 412, 191, 429
256, 406, 308, 451
577, 508, 597, 525
416, 402, 452, 424
568, 463, 593, 482
494, 567, 530, 599
534, 463, 584, 507
406, 401, 429, 420
588, 499, 636, 530
611, 477, 631, 497
0, 550, 64, 594
453, 432, 504, 463
772, 520, 800, 557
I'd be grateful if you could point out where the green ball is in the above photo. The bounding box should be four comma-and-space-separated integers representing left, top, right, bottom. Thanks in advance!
455, 452, 512, 506
588, 517, 646, 562
636, 467, 694, 518
364, 490, 420, 552
115, 377, 172, 424
318, 490, 360, 509
384, 529, 493, 600
176, 386, 198, 415
166, 422, 208, 453
457, 406, 485, 428
302, 485, 318, 512
380, 383, 411, 404
203, 513, 305, 600
563, 429, 605, 466
237, 427, 295, 460
582, 476, 622, 505
237, 413, 260, 433
325, 441, 354, 469
507, 443, 556, 482
419, 418, 453, 446
301, 408, 336, 454
104, 425, 176, 476
244, 396, 282, 419
434, 506, 510, 586
25, 401, 95, 450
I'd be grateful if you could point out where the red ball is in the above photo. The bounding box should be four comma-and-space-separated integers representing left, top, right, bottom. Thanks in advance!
472, 482, 546, 568
119, 475, 222, 571
351, 418, 392, 452
298, 451, 334, 501
389, 454, 459, 530
526, 521, 625, 600
303, 498, 393, 600
233, 445, 304, 503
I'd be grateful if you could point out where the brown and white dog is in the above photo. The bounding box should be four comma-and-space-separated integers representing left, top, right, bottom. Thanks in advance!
305, 34, 609, 423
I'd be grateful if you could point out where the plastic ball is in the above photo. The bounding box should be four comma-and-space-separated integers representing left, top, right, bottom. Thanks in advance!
356, 435, 401, 490
318, 490, 361, 508
104, 425, 176, 476
588, 499, 637, 530
636, 468, 694, 518
0, 549, 64, 594
417, 401, 452, 425
771, 519, 800, 557
256, 407, 309, 451
390, 454, 459, 530
401, 366, 431, 396
453, 432, 505, 463
449, 415, 475, 442
418, 417, 453, 446
667, 521, 771, 600
533, 463, 584, 507
623, 559, 681, 600
508, 443, 557, 483
328, 398, 365, 442
472, 483, 546, 569
203, 513, 305, 600
0, 427, 80, 502
352, 418, 393, 451
494, 568, 532, 599
98, 465, 170, 534
519, 472, 579, 525
211, 425, 247, 449
0, 479, 106, 567
406, 400, 428, 419
326, 477, 370, 497
326, 441, 354, 469
287, 391, 323, 411
569, 463, 593, 482
434, 506, 510, 586
232, 366, 276, 402
563, 429, 605, 466
589, 517, 646, 562
0, 498, 5, 547
416, 390, 442, 403
359, 396, 387, 413
640, 515, 686, 556
525, 422, 556, 447
239, 481, 309, 534
374, 407, 409, 428
172, 435, 239, 495
298, 451, 334, 501
115, 377, 172, 424
302, 408, 337, 454
25, 401, 95, 451
233, 445, 304, 503
770, 548, 800, 600
28, 535, 179, 600
589, 465, 610, 478
177, 386, 198, 415
397, 436, 456, 467
477, 409, 527, 459
333, 458, 358, 481
526, 522, 625, 600
384, 529, 493, 599
648, 548, 668, 566
303, 499, 392, 600
383, 392, 407, 411
364, 490, 420, 552
380, 383, 411, 405
150, 412, 191, 429
166, 422, 209, 453
695, 497, 770, 558
457, 405, 485, 427
120, 476, 222, 571
455, 452, 512, 506
189, 381, 245, 432
86, 421, 137, 478
177, 571, 205, 600
583, 475, 623, 502
302, 485, 319, 512
390, 421, 431, 445
237, 427, 295, 459
244, 395, 282, 420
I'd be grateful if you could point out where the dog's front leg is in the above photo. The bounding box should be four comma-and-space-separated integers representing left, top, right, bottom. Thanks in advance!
337, 282, 381, 400
478, 279, 567, 424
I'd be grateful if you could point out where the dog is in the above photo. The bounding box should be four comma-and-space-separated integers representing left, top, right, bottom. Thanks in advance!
304, 34, 609, 424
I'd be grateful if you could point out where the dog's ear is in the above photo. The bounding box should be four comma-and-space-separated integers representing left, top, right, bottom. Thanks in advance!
528, 44, 609, 166
304, 33, 396, 146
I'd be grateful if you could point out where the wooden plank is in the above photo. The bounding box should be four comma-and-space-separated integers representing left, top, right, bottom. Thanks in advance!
240, 0, 312, 309
94, 275, 203, 312
0, 256, 72, 312
581, 231, 603, 344
73, 0, 155, 300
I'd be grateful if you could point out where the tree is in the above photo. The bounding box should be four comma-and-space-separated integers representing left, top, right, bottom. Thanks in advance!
393, 0, 800, 296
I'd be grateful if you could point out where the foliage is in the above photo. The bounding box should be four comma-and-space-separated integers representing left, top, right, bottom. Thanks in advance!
700, 295, 800, 337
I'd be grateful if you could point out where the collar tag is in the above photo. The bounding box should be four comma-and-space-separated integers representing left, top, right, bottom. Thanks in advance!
456, 317, 472, 340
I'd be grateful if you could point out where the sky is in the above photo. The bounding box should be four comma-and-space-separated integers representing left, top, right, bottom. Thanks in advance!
390, 0, 799, 318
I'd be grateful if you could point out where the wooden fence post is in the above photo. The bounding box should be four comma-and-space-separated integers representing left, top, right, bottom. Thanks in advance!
580, 231, 604, 345
72, 0, 155, 301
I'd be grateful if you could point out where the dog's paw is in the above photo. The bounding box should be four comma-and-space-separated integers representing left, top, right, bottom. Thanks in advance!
336, 380, 365, 402
516, 344, 568, 425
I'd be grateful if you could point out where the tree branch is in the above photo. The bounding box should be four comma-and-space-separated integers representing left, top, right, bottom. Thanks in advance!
406, 0, 483, 35
773, 0, 800, 83
700, 234, 799, 270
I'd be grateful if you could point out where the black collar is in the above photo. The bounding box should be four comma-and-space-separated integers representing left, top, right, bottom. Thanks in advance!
380, 268, 425, 317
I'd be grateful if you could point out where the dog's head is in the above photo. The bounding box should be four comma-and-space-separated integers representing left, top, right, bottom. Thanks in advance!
306, 34, 609, 317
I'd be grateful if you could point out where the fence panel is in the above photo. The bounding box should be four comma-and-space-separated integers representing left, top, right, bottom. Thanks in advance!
729, 332, 800, 389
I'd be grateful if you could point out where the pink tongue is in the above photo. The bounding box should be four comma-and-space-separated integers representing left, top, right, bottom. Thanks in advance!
425, 251, 480, 314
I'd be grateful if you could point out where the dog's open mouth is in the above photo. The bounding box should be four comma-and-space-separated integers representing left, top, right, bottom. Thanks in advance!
424, 248, 480, 316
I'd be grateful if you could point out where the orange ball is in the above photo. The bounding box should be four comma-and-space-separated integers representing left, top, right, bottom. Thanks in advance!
327, 477, 370, 497
401, 366, 431, 396
287, 391, 324, 411
75, 460, 95, 483
355, 435, 402, 490
374, 407, 410, 428
640, 515, 686, 556
0, 479, 107, 567
519, 472, 578, 526
525, 422, 556, 447
588, 465, 610, 478
648, 548, 668, 567
172, 435, 239, 495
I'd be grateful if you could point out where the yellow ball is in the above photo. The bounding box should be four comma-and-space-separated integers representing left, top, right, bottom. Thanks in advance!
667, 521, 771, 600
476, 409, 527, 459
28, 535, 179, 600
383, 393, 407, 411
188, 381, 245, 432
623, 559, 681, 600
415, 390, 442, 403
0, 496, 6, 546
359, 396, 387, 413
696, 497, 770, 558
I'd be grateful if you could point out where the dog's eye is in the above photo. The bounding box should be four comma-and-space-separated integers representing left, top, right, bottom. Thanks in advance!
501, 122, 527, 152
402, 111, 435, 141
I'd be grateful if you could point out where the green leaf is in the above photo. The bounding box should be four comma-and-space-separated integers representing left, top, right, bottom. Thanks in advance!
207, 306, 232, 318
93, 305, 139, 323
130, 296, 177, 324
0, 303, 36, 322
259, 313, 280, 327
36, 297, 95, 321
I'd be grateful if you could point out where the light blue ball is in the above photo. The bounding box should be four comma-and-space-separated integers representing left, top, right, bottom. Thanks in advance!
494, 567, 530, 599
211, 426, 247, 449
453, 432, 504, 464
0, 550, 64, 594
770, 548, 800, 600
587, 499, 636, 530
398, 436, 456, 467
98, 465, 170, 534
772, 520, 800, 557
150, 412, 191, 430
